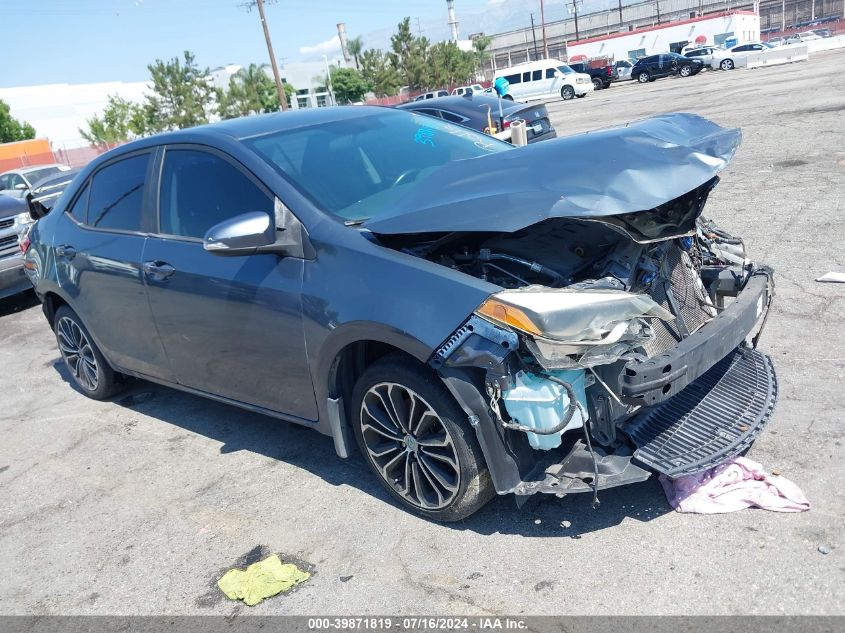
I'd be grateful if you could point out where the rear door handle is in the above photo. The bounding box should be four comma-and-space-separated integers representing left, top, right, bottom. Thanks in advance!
55, 245, 76, 259
142, 260, 176, 280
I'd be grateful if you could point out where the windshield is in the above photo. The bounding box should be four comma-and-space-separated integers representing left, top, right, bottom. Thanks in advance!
557, 65, 575, 74
245, 109, 512, 222
24, 166, 63, 185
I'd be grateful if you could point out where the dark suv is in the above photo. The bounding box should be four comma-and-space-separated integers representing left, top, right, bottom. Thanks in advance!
632, 53, 704, 83
24, 108, 777, 521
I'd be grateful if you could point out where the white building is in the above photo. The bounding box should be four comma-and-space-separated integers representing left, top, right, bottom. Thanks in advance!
567, 11, 761, 62
0, 81, 150, 150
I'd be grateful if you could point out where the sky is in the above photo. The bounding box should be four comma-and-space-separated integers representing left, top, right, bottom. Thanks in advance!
1, 0, 636, 88
1, 0, 497, 87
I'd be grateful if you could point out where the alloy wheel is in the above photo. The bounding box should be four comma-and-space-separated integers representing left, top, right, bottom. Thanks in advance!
57, 316, 99, 391
721, 59, 734, 70
680, 65, 691, 77
359, 382, 461, 510
638, 72, 649, 83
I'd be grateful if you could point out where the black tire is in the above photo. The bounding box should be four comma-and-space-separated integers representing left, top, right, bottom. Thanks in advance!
591, 77, 602, 91
679, 64, 692, 77
561, 85, 575, 100
720, 58, 734, 71
54, 305, 124, 400
637, 71, 650, 83
575, 94, 586, 98
350, 355, 494, 522
502, 94, 514, 101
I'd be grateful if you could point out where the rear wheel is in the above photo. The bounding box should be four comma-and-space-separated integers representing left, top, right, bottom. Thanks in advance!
591, 77, 602, 90
561, 85, 575, 100
720, 58, 734, 70
679, 64, 692, 77
351, 356, 494, 522
637, 71, 650, 83
502, 94, 514, 101
576, 94, 586, 98
54, 306, 124, 400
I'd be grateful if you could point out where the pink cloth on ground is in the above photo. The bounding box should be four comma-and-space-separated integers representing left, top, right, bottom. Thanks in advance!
659, 456, 810, 514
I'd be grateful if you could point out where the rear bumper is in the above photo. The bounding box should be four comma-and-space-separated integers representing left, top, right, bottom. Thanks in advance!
0, 259, 30, 300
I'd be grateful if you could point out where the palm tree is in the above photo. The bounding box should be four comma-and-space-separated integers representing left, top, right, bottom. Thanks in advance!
348, 36, 363, 70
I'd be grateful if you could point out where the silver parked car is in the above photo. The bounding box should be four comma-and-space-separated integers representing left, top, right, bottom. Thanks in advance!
0, 164, 71, 198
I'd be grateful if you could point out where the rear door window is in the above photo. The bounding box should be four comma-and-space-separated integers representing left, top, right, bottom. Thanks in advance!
158, 149, 273, 240
532, 70, 542, 81
88, 154, 149, 232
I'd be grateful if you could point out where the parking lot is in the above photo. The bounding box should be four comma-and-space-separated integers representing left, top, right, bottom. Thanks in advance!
1, 49, 843, 617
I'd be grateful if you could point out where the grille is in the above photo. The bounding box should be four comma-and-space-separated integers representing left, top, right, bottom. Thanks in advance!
0, 234, 18, 258
626, 347, 778, 477
0, 218, 13, 230
643, 246, 714, 357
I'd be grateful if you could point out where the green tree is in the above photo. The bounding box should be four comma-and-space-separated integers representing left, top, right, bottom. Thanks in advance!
347, 36, 363, 70
140, 51, 216, 133
360, 48, 402, 97
0, 99, 36, 143
390, 17, 431, 90
472, 35, 492, 74
218, 64, 294, 119
429, 41, 476, 88
330, 67, 372, 104
79, 94, 141, 146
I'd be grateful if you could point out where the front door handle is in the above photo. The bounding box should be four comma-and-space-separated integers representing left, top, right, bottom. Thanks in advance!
55, 244, 76, 259
142, 260, 176, 280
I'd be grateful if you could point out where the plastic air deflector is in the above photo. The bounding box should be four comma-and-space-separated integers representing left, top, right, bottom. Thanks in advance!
625, 347, 777, 478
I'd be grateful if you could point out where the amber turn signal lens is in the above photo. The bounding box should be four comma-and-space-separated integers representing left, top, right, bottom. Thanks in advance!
476, 298, 542, 336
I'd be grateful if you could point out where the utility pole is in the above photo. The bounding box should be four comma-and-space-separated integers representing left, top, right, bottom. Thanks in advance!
572, 0, 580, 41
530, 13, 540, 60
618, 0, 623, 27
251, 0, 287, 111
655, 0, 661, 25
540, 0, 549, 58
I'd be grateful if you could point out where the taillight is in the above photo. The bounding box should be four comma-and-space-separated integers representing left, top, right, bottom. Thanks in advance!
502, 120, 511, 128
19, 234, 31, 255
607, 67, 612, 75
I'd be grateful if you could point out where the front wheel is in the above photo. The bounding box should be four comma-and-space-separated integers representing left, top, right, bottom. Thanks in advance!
720, 58, 735, 70
637, 71, 650, 83
561, 85, 575, 100
679, 64, 692, 77
54, 306, 124, 399
351, 356, 494, 522
576, 93, 586, 98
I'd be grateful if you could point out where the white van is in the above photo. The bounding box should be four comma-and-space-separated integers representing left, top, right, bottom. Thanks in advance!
493, 59, 593, 102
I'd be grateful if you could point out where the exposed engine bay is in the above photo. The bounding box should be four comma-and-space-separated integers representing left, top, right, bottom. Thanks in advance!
373, 192, 775, 503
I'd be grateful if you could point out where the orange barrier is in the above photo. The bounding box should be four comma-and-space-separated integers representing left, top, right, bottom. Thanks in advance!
0, 138, 55, 172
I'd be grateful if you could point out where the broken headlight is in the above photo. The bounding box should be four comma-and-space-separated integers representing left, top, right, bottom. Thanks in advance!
476, 287, 675, 368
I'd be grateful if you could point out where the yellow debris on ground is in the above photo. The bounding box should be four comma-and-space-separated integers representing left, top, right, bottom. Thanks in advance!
217, 553, 310, 606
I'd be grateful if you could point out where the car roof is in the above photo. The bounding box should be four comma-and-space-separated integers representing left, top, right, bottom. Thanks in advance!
495, 58, 565, 75
398, 94, 524, 114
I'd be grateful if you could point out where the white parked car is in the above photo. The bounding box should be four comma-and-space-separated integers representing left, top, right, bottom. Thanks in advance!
493, 59, 593, 102
451, 84, 484, 96
712, 42, 775, 70
613, 59, 634, 81
680, 46, 722, 68
0, 164, 71, 198
785, 31, 822, 44
414, 90, 449, 101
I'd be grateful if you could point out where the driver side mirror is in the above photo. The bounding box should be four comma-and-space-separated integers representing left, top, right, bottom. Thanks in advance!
203, 211, 276, 257
14, 183, 28, 190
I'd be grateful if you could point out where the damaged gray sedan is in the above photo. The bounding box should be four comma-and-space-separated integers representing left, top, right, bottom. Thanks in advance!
24, 107, 775, 521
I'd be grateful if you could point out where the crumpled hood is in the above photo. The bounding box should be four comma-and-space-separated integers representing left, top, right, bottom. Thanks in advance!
364, 112, 741, 235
